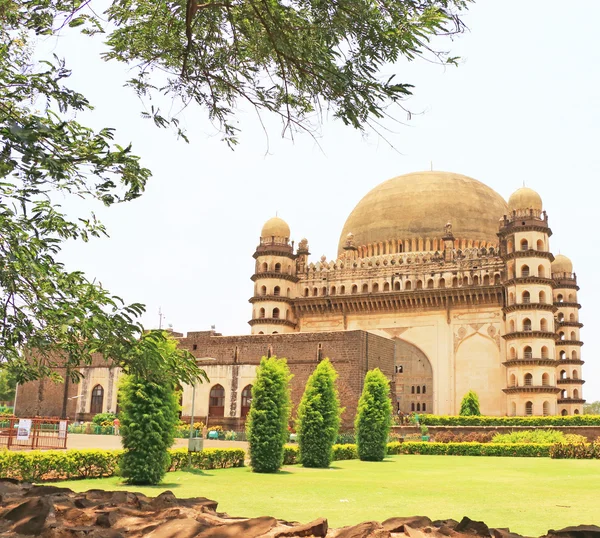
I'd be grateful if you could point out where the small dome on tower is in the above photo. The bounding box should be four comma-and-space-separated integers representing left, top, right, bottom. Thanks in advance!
508, 187, 543, 212
552, 254, 573, 274
261, 216, 290, 239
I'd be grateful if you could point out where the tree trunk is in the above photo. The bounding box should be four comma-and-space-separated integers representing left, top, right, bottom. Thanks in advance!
61, 367, 70, 420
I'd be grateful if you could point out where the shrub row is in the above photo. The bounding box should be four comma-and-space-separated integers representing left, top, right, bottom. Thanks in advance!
418, 414, 600, 426
433, 431, 495, 443
0, 448, 245, 482
283, 442, 402, 465
549, 442, 600, 459
398, 442, 552, 457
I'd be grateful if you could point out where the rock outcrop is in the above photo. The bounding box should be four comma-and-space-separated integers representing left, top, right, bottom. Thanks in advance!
0, 479, 598, 538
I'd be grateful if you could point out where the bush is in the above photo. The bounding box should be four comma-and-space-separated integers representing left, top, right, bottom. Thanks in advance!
336, 432, 356, 444
246, 356, 292, 473
119, 375, 180, 485
224, 430, 237, 441
564, 434, 588, 444
355, 368, 392, 461
297, 359, 342, 468
492, 429, 566, 444
398, 442, 552, 457
0, 448, 244, 481
550, 442, 600, 459
92, 413, 117, 426
459, 391, 481, 416
419, 414, 600, 426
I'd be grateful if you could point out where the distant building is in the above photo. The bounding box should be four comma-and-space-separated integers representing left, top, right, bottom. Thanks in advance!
15, 171, 585, 425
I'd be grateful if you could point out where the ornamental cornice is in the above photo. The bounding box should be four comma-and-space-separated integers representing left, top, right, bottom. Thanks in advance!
502, 250, 555, 262
248, 296, 294, 304
504, 277, 555, 287
502, 303, 557, 314
553, 281, 580, 291
502, 331, 557, 341
555, 340, 584, 347
253, 249, 296, 260
498, 223, 553, 238
556, 359, 585, 366
554, 302, 581, 309
558, 321, 584, 328
558, 398, 586, 404
292, 286, 504, 316
502, 386, 561, 394
250, 272, 300, 283
503, 358, 558, 367
557, 379, 585, 385
247, 318, 297, 328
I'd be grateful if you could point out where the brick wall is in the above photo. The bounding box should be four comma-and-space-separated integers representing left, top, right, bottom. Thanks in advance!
15, 368, 79, 418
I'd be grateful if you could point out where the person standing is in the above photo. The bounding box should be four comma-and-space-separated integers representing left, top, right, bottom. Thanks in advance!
113, 417, 120, 436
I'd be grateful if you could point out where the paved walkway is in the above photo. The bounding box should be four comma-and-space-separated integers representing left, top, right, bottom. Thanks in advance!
67, 434, 248, 451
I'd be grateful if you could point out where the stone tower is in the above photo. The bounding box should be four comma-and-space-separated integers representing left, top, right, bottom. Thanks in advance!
500, 188, 560, 417
552, 254, 585, 415
249, 217, 298, 334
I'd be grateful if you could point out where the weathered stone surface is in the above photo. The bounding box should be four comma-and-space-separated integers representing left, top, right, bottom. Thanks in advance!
382, 516, 433, 532
3, 496, 53, 535
24, 485, 74, 497
332, 521, 391, 538
150, 490, 178, 510
195, 516, 278, 537
145, 518, 207, 538
274, 517, 328, 537
545, 526, 600, 538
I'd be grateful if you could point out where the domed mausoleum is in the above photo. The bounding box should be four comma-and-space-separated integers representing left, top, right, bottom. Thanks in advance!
15, 171, 585, 425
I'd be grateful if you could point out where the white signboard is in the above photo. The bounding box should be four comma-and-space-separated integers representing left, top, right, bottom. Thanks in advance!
16, 419, 32, 441
58, 420, 67, 439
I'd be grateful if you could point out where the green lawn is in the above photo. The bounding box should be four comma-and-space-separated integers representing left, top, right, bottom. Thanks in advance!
59, 456, 600, 536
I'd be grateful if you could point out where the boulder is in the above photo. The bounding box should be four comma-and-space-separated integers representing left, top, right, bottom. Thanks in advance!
382, 516, 433, 532
333, 521, 391, 538
274, 517, 328, 537
455, 517, 491, 536
3, 496, 53, 535
145, 518, 208, 538
545, 526, 600, 538
195, 516, 278, 537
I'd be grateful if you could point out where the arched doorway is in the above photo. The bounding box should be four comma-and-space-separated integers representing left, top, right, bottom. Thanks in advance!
209, 384, 225, 417
393, 339, 433, 415
241, 385, 252, 418
90, 385, 104, 415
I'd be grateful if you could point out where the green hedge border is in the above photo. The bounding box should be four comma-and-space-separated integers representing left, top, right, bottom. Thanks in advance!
417, 415, 600, 426
0, 448, 245, 482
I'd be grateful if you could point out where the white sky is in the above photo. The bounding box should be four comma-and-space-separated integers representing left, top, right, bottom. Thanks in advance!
49, 2, 600, 401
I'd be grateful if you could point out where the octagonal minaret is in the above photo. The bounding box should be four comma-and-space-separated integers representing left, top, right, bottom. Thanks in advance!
249, 217, 298, 334
552, 254, 585, 415
500, 188, 560, 417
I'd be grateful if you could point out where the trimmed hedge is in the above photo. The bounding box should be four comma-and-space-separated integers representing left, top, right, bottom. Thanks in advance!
0, 448, 245, 482
398, 442, 552, 457
550, 442, 600, 459
418, 414, 600, 426
283, 442, 398, 465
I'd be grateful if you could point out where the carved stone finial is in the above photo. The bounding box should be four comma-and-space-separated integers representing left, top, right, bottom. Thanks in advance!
320, 254, 327, 264
345, 232, 355, 247
444, 221, 453, 237
298, 238, 309, 251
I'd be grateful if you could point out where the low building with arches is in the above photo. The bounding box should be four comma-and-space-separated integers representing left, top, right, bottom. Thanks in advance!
14, 171, 585, 421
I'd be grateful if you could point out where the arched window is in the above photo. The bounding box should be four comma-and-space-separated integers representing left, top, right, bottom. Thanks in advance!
540, 318, 548, 332
507, 240, 514, 253
273, 286, 280, 296
261, 286, 267, 296
510, 347, 516, 359
568, 293, 575, 302
560, 370, 566, 380
241, 385, 253, 418
272, 308, 280, 319
351, 285, 358, 294
573, 389, 579, 399
427, 279, 434, 289
537, 239, 544, 251
572, 370, 578, 380
509, 320, 516, 332
463, 276, 469, 286
510, 374, 517, 387
542, 373, 550, 386
452, 277, 458, 287
90, 385, 104, 415
571, 350, 578, 360
258, 331, 264, 334
261, 262, 268, 272
439, 278, 446, 288
521, 265, 530, 277
569, 313, 576, 322
405, 281, 412, 291
559, 350, 566, 360
330, 286, 337, 295
422, 385, 426, 394
394, 281, 401, 291
561, 409, 568, 416
383, 282, 390, 291
416, 403, 421, 411
525, 401, 533, 416
524, 373, 533, 386
274, 263, 281, 273
362, 283, 369, 293
520, 239, 529, 251
313, 287, 318, 297
495, 274, 502, 285
416, 280, 423, 290
539, 291, 546, 304
508, 292, 515, 305
340, 285, 346, 295
538, 265, 545, 278
541, 346, 549, 359
259, 308, 266, 319
557, 312, 564, 322
411, 402, 415, 411
543, 401, 550, 416
304, 288, 309, 297
473, 275, 479, 286
287, 288, 291, 297
411, 386, 415, 394
416, 386, 421, 394
483, 275, 490, 285
372, 283, 379, 293
557, 294, 564, 303
574, 409, 580, 415
422, 403, 426, 411
209, 384, 225, 417
523, 318, 532, 332
524, 346, 533, 359
570, 331, 576, 341
561, 389, 567, 399
322, 287, 327, 296
522, 291, 530, 304
559, 332, 565, 341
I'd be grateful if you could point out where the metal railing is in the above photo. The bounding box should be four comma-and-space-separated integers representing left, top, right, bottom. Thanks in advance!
0, 417, 68, 450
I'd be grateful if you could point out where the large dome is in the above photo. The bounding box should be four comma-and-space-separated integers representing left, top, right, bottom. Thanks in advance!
338, 171, 508, 256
